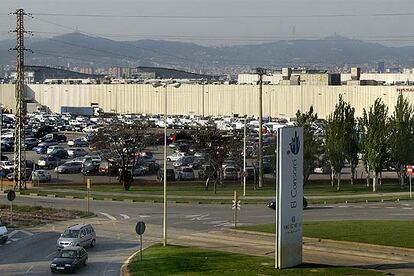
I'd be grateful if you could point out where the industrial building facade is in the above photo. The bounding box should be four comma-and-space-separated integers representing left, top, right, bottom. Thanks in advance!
1, 83, 413, 119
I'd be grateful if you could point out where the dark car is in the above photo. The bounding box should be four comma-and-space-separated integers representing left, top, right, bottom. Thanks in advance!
157, 169, 176, 182
267, 197, 308, 210
34, 125, 54, 138
82, 161, 100, 175
49, 149, 69, 159
50, 246, 88, 273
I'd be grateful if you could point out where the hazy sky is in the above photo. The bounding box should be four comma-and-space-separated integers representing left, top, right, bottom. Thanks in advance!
2, 0, 414, 46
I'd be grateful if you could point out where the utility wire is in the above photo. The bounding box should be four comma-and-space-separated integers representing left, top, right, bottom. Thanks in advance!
31, 12, 414, 18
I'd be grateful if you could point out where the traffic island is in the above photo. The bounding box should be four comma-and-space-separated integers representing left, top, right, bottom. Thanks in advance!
126, 244, 384, 275
0, 204, 94, 228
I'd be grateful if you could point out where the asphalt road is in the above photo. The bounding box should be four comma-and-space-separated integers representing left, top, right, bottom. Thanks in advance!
1, 192, 413, 275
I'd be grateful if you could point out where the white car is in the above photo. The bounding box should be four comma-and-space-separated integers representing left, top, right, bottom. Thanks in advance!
47, 145, 64, 155
0, 222, 8, 243
0, 160, 14, 171
177, 167, 195, 181
32, 169, 52, 182
167, 152, 187, 162
67, 148, 89, 158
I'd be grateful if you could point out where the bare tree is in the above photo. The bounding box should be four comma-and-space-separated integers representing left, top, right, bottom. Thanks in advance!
92, 122, 149, 191
192, 124, 242, 194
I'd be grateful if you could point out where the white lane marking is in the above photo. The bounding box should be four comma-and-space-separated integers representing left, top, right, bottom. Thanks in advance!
10, 238, 18, 242
7, 230, 18, 238
203, 220, 227, 225
369, 207, 379, 209
120, 214, 130, 219
385, 207, 397, 209
45, 251, 57, 259
19, 230, 34, 236
5, 240, 11, 244
353, 206, 364, 208
402, 207, 413, 210
100, 212, 117, 220
337, 206, 348, 208
139, 215, 150, 218
25, 265, 34, 274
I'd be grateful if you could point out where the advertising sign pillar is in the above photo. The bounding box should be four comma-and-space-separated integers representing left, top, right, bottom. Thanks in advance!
275, 127, 303, 269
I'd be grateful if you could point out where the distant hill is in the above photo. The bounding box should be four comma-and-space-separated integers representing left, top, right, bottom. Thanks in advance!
1, 32, 414, 70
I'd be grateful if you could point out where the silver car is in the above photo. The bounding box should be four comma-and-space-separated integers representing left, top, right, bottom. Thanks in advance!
55, 161, 83, 174
57, 224, 96, 250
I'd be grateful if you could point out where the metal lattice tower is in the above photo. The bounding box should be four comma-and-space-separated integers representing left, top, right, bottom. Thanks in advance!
10, 9, 31, 190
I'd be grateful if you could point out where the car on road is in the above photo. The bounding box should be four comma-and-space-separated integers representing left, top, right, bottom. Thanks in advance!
50, 246, 88, 273
38, 140, 59, 148
55, 161, 83, 174
38, 156, 63, 169
57, 223, 96, 250
0, 221, 8, 243
132, 165, 148, 176
267, 197, 308, 210
31, 169, 52, 182
24, 137, 39, 150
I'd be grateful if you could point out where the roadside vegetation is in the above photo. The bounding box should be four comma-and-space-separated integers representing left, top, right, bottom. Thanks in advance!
127, 244, 385, 276
0, 204, 93, 228
240, 221, 414, 249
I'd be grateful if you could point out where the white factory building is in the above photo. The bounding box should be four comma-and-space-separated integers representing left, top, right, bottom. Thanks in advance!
2, 68, 414, 119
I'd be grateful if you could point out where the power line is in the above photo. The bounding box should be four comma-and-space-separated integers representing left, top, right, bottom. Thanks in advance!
31, 12, 414, 19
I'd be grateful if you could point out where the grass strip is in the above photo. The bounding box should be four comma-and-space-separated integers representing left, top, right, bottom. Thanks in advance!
127, 244, 384, 275
240, 221, 414, 249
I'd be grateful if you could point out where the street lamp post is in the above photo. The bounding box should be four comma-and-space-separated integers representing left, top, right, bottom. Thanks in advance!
256, 68, 265, 188
152, 81, 181, 247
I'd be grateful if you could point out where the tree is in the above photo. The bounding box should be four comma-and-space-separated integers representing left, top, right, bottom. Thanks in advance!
92, 122, 149, 191
389, 93, 414, 188
296, 106, 323, 184
191, 124, 242, 193
362, 99, 389, 192
343, 100, 359, 185
325, 96, 347, 190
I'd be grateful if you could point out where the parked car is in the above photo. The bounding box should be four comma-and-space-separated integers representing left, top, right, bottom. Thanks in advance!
167, 152, 187, 162
173, 156, 194, 167
177, 167, 195, 181
55, 161, 83, 174
34, 145, 48, 154
81, 161, 100, 175
267, 197, 308, 210
24, 138, 39, 150
0, 160, 14, 171
6, 168, 32, 181
223, 166, 239, 180
157, 169, 176, 182
47, 145, 65, 155
67, 137, 88, 147
0, 221, 8, 243
38, 156, 63, 169
198, 164, 217, 180
49, 149, 69, 159
38, 140, 59, 148
50, 246, 88, 273
132, 165, 148, 176
98, 159, 119, 175
32, 169, 52, 182
67, 148, 89, 158
56, 223, 96, 250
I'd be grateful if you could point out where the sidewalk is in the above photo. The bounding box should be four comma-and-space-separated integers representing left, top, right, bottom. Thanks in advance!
170, 229, 414, 276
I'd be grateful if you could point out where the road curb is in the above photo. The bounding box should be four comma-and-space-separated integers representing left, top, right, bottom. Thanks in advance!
120, 248, 142, 276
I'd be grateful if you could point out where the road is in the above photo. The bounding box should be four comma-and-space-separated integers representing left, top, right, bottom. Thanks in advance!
0, 194, 413, 275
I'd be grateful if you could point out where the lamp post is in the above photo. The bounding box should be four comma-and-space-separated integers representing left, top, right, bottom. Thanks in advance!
152, 81, 181, 247
256, 68, 265, 188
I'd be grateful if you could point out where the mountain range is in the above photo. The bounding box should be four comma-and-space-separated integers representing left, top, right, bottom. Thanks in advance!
1, 32, 414, 71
